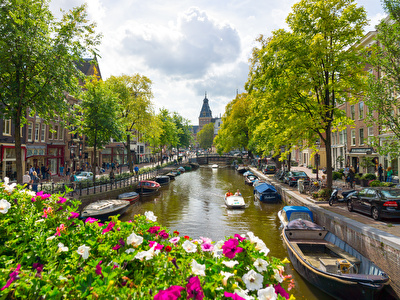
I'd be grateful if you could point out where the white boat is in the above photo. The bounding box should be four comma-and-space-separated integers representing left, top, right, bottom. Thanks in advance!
211, 164, 218, 168
224, 195, 245, 209
277, 205, 314, 227
80, 199, 130, 221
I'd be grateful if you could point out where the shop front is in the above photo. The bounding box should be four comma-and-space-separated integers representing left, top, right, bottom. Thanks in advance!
1, 144, 26, 181
47, 145, 64, 176
26, 145, 47, 172
348, 147, 377, 174
101, 146, 127, 166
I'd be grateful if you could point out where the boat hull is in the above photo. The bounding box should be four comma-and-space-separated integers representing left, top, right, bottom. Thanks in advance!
225, 195, 246, 209
118, 192, 140, 204
155, 175, 170, 186
81, 200, 130, 221
136, 180, 161, 195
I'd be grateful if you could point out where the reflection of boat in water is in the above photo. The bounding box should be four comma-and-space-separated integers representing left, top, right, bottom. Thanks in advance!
283, 219, 390, 299
118, 191, 140, 204
81, 200, 130, 221
224, 195, 246, 209
226, 208, 245, 215
278, 206, 313, 227
136, 180, 161, 196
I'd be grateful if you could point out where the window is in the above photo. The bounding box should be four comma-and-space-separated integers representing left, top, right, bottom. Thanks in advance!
3, 119, 11, 135
59, 126, 64, 140
368, 127, 374, 144
359, 128, 364, 145
34, 123, 40, 142
350, 105, 355, 120
27, 122, 33, 142
343, 129, 347, 145
351, 129, 356, 146
41, 124, 46, 142
48, 125, 53, 140
54, 125, 58, 140
358, 102, 364, 119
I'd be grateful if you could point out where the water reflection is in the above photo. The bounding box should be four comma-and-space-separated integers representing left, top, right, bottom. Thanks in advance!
122, 166, 333, 300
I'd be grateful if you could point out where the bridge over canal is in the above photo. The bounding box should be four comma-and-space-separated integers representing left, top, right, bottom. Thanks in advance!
190, 154, 237, 165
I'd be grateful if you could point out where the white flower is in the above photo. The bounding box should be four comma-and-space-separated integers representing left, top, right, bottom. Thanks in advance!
182, 240, 197, 253
3, 177, 9, 185
0, 199, 11, 214
58, 275, 68, 281
214, 240, 224, 249
242, 269, 264, 291
234, 288, 255, 300
221, 271, 234, 286
213, 248, 223, 258
247, 231, 257, 243
125, 248, 136, 254
4, 182, 17, 193
77, 245, 90, 260
144, 211, 157, 222
46, 236, 56, 241
58, 243, 68, 252
35, 219, 45, 224
134, 247, 159, 261
254, 258, 269, 272
273, 269, 284, 283
257, 286, 277, 300
253, 238, 270, 256
191, 259, 206, 276
222, 260, 239, 268
22, 190, 36, 197
127, 232, 143, 247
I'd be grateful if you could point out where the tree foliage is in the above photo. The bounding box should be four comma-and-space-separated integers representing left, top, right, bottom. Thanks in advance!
197, 123, 214, 150
172, 112, 193, 151
0, 0, 100, 182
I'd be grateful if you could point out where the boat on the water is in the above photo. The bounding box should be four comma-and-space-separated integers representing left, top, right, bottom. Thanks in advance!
224, 195, 246, 209
211, 164, 218, 168
80, 199, 130, 221
282, 219, 390, 299
243, 170, 253, 177
245, 174, 258, 186
278, 206, 313, 227
165, 172, 176, 180
155, 175, 170, 186
118, 191, 140, 204
253, 182, 280, 203
136, 180, 161, 195
236, 166, 248, 174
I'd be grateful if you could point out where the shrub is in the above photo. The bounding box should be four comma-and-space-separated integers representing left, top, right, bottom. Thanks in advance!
0, 179, 294, 299
361, 173, 376, 181
369, 180, 382, 187
332, 172, 342, 181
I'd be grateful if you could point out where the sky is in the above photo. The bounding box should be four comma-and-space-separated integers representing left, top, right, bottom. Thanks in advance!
49, 0, 386, 125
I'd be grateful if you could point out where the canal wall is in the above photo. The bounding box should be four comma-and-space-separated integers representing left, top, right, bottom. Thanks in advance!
250, 167, 400, 298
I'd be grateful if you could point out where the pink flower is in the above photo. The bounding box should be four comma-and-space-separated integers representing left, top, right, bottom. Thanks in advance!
224, 292, 246, 300
102, 221, 115, 234
95, 261, 103, 277
201, 243, 214, 252
1, 264, 21, 291
85, 217, 99, 223
98, 223, 104, 227
147, 226, 160, 234
169, 237, 180, 244
57, 197, 67, 204
68, 212, 80, 220
200, 237, 212, 244
186, 276, 204, 300
55, 224, 66, 236
43, 207, 52, 218
36, 191, 51, 200
274, 283, 290, 299
234, 234, 246, 242
112, 244, 121, 250
149, 241, 164, 250
154, 285, 185, 300
158, 229, 169, 239
222, 238, 244, 259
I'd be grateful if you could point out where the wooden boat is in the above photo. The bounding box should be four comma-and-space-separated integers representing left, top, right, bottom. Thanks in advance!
278, 206, 313, 227
224, 195, 246, 209
155, 175, 170, 186
118, 191, 140, 204
136, 180, 161, 195
80, 199, 130, 221
253, 182, 280, 203
283, 219, 390, 299
244, 174, 258, 186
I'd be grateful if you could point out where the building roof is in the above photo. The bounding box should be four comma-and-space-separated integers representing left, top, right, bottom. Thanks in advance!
199, 93, 212, 118
75, 57, 102, 79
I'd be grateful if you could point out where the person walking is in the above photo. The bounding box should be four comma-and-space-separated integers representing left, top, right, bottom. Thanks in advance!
22, 171, 31, 189
30, 171, 40, 192
378, 164, 384, 182
349, 167, 355, 188
387, 167, 393, 182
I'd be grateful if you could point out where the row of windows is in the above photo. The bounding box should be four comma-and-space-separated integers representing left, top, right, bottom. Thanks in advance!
350, 102, 365, 121
332, 127, 374, 147
27, 122, 64, 142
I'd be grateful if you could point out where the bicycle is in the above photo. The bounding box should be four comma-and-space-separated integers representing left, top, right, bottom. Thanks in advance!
305, 179, 322, 195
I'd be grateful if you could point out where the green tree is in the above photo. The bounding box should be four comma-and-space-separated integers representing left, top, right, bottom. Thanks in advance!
0, 0, 100, 183
172, 112, 193, 154
156, 109, 178, 164
106, 74, 154, 172
246, 0, 368, 187
214, 93, 252, 155
197, 123, 214, 150
75, 77, 123, 182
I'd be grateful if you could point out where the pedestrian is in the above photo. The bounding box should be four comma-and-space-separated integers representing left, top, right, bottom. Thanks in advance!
378, 164, 384, 182
30, 171, 40, 193
110, 169, 115, 184
134, 165, 139, 176
70, 171, 77, 190
60, 165, 64, 177
29, 165, 34, 179
349, 166, 355, 188
66, 167, 70, 177
41, 164, 46, 180
106, 162, 110, 170
387, 167, 393, 182
22, 171, 31, 189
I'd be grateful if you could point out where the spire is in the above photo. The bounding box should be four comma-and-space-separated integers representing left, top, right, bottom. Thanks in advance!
199, 93, 212, 118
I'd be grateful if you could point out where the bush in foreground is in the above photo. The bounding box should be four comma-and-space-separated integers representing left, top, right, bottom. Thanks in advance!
0, 178, 294, 299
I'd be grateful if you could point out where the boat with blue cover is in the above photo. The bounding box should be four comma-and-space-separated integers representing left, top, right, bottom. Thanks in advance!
253, 182, 280, 203
278, 206, 313, 227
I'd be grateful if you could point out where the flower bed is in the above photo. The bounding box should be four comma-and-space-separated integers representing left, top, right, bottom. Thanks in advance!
0, 178, 294, 299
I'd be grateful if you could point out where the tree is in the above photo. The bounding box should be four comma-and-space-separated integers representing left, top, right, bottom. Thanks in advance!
197, 123, 214, 150
172, 112, 193, 154
106, 74, 154, 172
214, 93, 252, 155
75, 77, 123, 183
246, 0, 368, 188
156, 109, 178, 164
0, 0, 100, 183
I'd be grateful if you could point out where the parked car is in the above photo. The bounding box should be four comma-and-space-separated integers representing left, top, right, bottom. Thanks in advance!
263, 165, 277, 174
75, 171, 94, 181
283, 171, 310, 187
347, 187, 400, 220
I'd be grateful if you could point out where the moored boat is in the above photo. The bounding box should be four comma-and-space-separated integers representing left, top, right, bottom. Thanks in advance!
136, 180, 161, 196
155, 175, 170, 186
224, 195, 246, 209
118, 191, 140, 204
165, 172, 176, 180
211, 164, 218, 168
253, 182, 280, 203
283, 219, 390, 299
80, 199, 130, 221
236, 166, 247, 174
245, 174, 258, 186
278, 206, 313, 227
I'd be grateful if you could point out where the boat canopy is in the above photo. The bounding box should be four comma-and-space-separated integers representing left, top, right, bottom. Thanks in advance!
254, 182, 277, 193
286, 219, 323, 230
283, 206, 314, 222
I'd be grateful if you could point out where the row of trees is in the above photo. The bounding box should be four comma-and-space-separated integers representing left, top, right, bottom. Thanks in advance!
215, 0, 400, 189
0, 0, 192, 183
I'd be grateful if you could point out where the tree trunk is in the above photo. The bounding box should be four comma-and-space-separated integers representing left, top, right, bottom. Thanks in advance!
14, 109, 23, 184
325, 126, 333, 189
93, 131, 97, 185
126, 133, 133, 173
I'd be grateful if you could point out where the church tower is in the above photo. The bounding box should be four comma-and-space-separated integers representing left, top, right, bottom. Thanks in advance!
199, 92, 212, 131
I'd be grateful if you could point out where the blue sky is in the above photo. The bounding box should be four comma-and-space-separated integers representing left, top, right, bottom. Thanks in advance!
50, 0, 386, 124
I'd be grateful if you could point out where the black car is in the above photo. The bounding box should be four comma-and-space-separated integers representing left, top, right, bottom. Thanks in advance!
263, 165, 277, 174
347, 187, 400, 220
283, 171, 310, 187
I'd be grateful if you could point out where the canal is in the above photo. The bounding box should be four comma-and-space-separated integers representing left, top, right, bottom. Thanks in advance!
122, 166, 334, 300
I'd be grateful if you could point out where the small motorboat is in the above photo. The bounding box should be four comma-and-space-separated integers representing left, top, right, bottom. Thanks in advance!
225, 195, 246, 209
245, 174, 258, 186
155, 175, 170, 186
277, 206, 313, 227
118, 191, 140, 204
253, 182, 281, 203
211, 164, 218, 168
165, 172, 176, 180
283, 219, 390, 299
243, 170, 253, 177
177, 166, 185, 173
80, 199, 130, 221
136, 180, 161, 196
236, 166, 247, 174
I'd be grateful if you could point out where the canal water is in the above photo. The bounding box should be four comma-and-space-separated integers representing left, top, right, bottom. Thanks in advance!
122, 166, 334, 300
